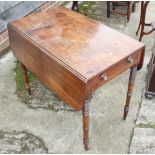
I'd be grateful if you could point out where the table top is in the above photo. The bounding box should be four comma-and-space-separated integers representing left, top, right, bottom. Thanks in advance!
9, 7, 144, 82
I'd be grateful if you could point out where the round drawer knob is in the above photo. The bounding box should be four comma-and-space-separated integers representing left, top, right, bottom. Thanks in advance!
127, 56, 134, 64
100, 73, 108, 81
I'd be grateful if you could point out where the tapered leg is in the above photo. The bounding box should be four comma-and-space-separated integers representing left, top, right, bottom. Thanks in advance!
112, 2, 116, 11
136, 2, 143, 36
139, 22, 145, 41
132, 2, 135, 12
124, 65, 137, 120
107, 1, 110, 18
127, 2, 130, 22
71, 1, 79, 12
136, 21, 141, 36
83, 99, 90, 150
20, 62, 31, 96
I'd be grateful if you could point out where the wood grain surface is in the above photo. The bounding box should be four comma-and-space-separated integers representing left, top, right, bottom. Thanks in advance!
8, 7, 144, 82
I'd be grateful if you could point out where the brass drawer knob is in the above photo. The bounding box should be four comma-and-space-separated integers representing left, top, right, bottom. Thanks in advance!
100, 73, 108, 81
127, 56, 134, 64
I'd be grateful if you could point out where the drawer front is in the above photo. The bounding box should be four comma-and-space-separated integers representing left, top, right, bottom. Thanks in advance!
87, 52, 138, 92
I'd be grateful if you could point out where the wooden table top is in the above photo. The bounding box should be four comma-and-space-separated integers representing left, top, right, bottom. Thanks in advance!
9, 7, 144, 82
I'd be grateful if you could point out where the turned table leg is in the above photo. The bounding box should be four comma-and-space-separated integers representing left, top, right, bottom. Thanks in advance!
124, 65, 137, 120
83, 99, 90, 150
20, 62, 31, 96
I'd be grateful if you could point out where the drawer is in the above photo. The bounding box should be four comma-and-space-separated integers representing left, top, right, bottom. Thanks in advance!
87, 52, 138, 92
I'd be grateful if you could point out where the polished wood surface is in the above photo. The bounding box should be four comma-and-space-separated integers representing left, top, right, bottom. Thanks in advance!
9, 26, 85, 110
9, 7, 144, 81
8, 7, 145, 150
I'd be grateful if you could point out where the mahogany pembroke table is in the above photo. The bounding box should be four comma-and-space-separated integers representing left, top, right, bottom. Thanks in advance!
8, 7, 145, 150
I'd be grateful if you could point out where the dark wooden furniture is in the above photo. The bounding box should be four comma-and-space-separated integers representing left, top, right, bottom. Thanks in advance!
72, 1, 79, 12
145, 38, 155, 98
8, 7, 145, 150
107, 1, 135, 22
136, 1, 155, 41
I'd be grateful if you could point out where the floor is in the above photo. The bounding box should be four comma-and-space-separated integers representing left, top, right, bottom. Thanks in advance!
0, 1, 155, 153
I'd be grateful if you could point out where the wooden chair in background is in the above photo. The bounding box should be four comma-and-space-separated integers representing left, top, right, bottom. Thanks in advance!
107, 1, 135, 22
72, 1, 135, 22
136, 1, 155, 41
71, 1, 79, 12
